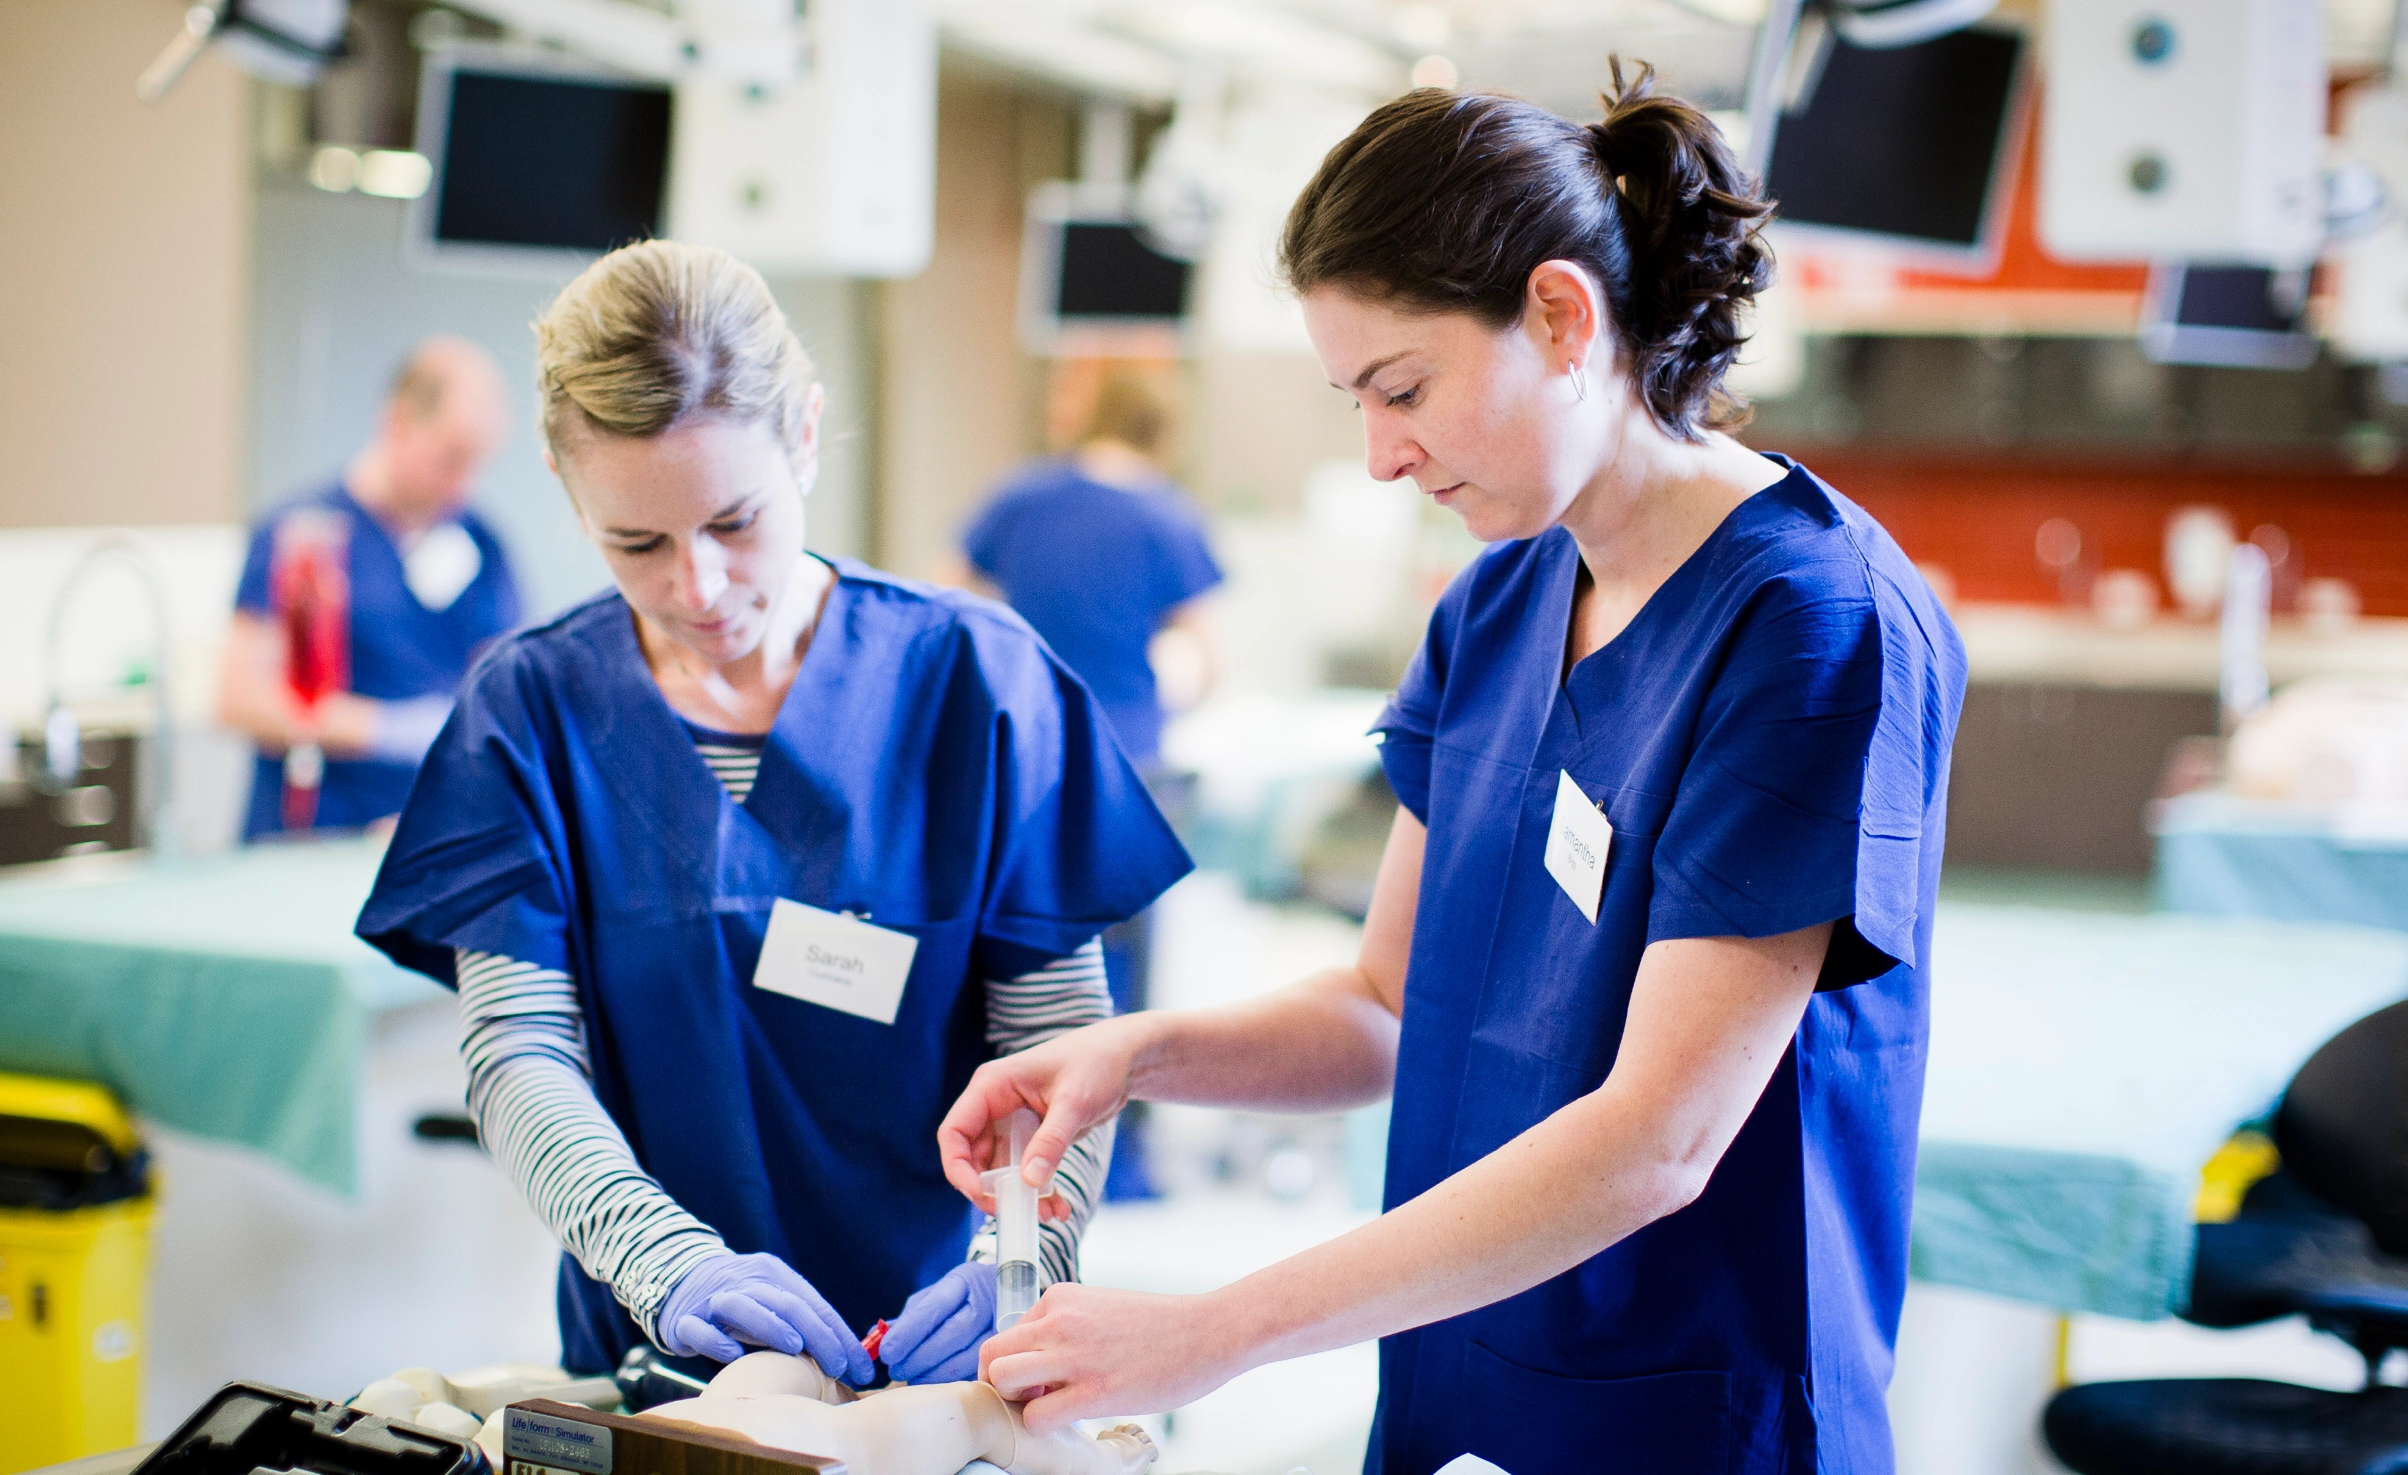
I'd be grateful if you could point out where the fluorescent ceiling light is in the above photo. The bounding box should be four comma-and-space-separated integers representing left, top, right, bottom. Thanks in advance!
358, 150, 433, 199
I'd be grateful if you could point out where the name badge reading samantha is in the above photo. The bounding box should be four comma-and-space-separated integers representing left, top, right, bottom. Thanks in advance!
1544, 769, 1614, 925
754, 899, 919, 1025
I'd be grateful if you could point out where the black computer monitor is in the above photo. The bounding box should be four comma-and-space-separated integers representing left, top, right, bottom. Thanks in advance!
1762, 20, 2030, 272
2139, 264, 2319, 369
408, 45, 671, 275
1018, 184, 1194, 355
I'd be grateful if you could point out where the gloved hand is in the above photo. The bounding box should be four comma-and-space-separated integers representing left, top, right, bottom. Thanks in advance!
656, 1252, 872, 1385
878, 1261, 997, 1384
366, 694, 453, 764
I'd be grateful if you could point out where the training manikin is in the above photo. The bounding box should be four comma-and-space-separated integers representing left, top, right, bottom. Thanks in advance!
640, 1352, 1158, 1475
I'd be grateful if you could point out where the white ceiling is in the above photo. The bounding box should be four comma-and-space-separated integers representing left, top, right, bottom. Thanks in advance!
939, 0, 2402, 112
936, 0, 1761, 107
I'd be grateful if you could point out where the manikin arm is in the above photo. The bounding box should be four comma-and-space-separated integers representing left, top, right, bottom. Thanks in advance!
641, 1352, 1154, 1475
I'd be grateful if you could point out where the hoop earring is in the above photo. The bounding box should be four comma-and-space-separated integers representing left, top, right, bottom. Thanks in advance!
1569, 362, 1588, 402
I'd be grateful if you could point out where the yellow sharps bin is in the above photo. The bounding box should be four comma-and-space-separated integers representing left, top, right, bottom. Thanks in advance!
0, 1073, 152, 1472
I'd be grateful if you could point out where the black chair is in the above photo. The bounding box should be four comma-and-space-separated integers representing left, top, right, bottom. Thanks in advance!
2044, 1000, 2408, 1475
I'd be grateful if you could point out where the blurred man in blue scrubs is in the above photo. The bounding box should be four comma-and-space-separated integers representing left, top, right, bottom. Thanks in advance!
950, 365, 1222, 1197
217, 336, 522, 839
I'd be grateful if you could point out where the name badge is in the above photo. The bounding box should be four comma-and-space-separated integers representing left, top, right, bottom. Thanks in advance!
1544, 769, 1614, 925
753, 899, 919, 1025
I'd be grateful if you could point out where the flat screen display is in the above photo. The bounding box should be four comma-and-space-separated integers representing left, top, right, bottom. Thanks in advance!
1765, 25, 2026, 259
2173, 266, 2307, 333
410, 50, 672, 273
2140, 264, 2317, 368
1054, 222, 1192, 321
434, 71, 670, 251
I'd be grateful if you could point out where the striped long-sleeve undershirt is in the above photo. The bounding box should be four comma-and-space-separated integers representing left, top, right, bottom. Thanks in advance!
452, 744, 1116, 1342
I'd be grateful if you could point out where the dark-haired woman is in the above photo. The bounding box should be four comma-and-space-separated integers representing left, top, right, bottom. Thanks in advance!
941, 68, 1964, 1474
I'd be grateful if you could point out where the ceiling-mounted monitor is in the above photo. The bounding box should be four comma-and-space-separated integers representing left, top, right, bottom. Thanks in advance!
1762, 18, 2031, 273
2139, 264, 2318, 369
1018, 183, 1195, 356
407, 44, 671, 276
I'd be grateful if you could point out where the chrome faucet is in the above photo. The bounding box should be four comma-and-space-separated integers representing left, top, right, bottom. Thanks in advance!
38, 538, 176, 854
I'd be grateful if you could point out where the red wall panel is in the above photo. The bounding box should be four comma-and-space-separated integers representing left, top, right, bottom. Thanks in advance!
1803, 451, 2408, 616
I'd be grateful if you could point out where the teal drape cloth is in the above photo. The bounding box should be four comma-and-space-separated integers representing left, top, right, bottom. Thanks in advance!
1912, 903, 2408, 1319
0, 838, 440, 1195
2155, 791, 2408, 936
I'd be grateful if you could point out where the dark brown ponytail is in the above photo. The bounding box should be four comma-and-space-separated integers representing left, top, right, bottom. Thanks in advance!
1278, 61, 1774, 440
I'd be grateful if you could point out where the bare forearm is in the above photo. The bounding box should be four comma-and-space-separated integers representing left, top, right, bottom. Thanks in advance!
216, 646, 293, 748
978, 929, 1830, 1436
222, 688, 379, 757
217, 630, 379, 757
941, 809, 1417, 1211
978, 1081, 1711, 1432
1216, 927, 1831, 1369
1124, 969, 1399, 1114
1212, 1083, 1696, 1365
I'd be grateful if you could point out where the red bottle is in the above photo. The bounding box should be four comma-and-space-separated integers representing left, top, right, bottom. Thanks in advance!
269, 510, 351, 831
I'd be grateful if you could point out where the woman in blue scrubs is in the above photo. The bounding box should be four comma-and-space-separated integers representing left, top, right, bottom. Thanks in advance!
356, 241, 1188, 1384
942, 70, 1965, 1472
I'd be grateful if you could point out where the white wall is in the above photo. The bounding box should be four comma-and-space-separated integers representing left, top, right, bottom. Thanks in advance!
246, 180, 878, 620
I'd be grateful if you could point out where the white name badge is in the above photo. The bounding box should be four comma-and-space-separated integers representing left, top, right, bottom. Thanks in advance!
753, 899, 920, 1025
1544, 769, 1614, 925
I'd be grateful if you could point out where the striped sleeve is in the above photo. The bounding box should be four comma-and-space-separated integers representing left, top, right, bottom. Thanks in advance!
982, 936, 1118, 1287
459, 734, 1122, 1314
692, 745, 762, 803
454, 949, 727, 1341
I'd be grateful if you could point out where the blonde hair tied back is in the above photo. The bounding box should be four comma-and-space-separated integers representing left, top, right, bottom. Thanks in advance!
534, 239, 815, 460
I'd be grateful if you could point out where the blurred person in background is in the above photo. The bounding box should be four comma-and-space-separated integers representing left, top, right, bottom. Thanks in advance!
218, 336, 523, 839
946, 364, 1224, 1200
951, 365, 1222, 767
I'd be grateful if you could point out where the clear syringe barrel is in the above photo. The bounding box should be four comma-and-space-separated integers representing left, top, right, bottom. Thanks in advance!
984, 1108, 1042, 1332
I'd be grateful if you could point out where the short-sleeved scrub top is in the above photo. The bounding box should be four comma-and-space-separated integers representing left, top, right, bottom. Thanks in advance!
963, 461, 1223, 767
1370, 459, 1965, 1475
356, 560, 1191, 1363
234, 482, 521, 838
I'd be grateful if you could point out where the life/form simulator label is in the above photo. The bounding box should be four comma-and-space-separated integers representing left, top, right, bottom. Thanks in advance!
505, 1408, 613, 1475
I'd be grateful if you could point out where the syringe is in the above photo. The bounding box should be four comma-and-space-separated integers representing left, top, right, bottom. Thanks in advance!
981, 1108, 1042, 1332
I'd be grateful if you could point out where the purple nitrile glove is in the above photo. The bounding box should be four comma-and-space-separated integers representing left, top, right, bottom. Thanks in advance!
656, 1251, 873, 1385
879, 1261, 998, 1384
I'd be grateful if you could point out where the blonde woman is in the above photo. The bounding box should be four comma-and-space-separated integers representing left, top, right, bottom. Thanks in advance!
356, 241, 1187, 1386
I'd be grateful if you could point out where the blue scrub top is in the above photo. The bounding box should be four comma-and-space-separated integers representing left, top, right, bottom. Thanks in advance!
963, 461, 1223, 766
1370, 459, 1964, 1475
355, 560, 1191, 1369
234, 483, 521, 837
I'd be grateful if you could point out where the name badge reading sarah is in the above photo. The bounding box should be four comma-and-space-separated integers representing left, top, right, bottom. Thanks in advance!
1544, 769, 1614, 925
754, 899, 919, 1025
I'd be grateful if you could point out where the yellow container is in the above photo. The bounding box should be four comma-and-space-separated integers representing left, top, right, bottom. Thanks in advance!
0, 1074, 151, 1473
